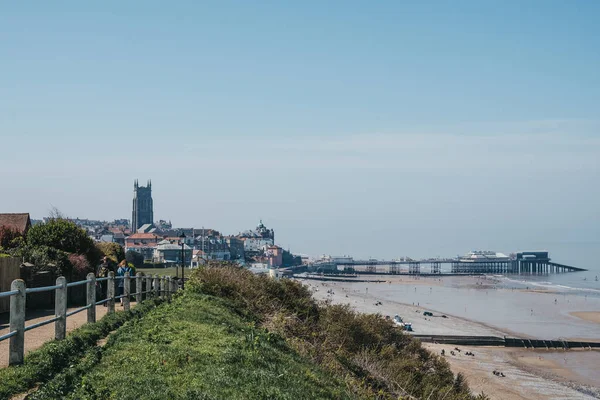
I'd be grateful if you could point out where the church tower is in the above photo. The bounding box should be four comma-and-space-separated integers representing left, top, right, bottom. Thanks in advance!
131, 179, 154, 232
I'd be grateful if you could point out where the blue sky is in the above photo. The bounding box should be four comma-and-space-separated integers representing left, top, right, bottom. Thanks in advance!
1, 1, 599, 261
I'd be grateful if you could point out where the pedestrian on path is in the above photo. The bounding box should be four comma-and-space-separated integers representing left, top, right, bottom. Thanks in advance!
97, 257, 110, 306
116, 260, 132, 306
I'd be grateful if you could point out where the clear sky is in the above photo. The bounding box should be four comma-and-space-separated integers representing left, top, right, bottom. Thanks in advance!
1, 1, 599, 261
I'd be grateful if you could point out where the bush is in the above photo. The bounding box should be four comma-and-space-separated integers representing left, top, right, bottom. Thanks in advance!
68, 253, 93, 280
187, 267, 477, 399
126, 250, 145, 269
0, 226, 23, 250
97, 242, 125, 264
27, 218, 101, 268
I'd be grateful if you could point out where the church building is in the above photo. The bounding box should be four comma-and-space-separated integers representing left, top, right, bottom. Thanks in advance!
131, 179, 154, 233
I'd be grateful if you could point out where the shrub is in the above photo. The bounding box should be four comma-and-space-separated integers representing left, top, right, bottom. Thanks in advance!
187, 267, 477, 399
0, 226, 23, 250
97, 242, 126, 264
126, 250, 144, 269
27, 218, 101, 268
68, 253, 93, 280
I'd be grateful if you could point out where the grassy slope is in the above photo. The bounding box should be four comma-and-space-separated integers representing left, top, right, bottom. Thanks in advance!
55, 292, 355, 400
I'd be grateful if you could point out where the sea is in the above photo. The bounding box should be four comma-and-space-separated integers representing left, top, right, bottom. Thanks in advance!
439, 241, 600, 298
347, 242, 600, 339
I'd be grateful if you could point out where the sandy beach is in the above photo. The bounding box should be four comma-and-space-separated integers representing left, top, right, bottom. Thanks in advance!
571, 311, 600, 324
297, 275, 600, 400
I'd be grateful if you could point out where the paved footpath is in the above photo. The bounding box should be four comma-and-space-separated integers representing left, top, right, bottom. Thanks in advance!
0, 303, 137, 367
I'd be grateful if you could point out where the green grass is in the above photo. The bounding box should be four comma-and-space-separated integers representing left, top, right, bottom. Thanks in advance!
0, 298, 162, 400
37, 292, 355, 400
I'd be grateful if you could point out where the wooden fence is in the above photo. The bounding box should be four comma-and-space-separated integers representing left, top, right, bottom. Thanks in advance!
0, 258, 21, 313
0, 272, 178, 366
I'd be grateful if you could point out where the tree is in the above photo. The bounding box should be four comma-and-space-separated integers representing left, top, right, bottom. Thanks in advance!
27, 218, 101, 267
282, 250, 302, 267
0, 226, 23, 250
96, 242, 126, 263
125, 250, 144, 269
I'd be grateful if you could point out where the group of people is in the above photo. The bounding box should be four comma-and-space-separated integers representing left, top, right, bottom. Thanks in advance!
441, 348, 475, 358
96, 257, 135, 306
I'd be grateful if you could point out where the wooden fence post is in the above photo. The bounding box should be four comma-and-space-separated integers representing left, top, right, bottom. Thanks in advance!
123, 272, 130, 311
9, 279, 26, 365
86, 272, 96, 323
166, 277, 172, 301
136, 272, 143, 304
107, 272, 115, 313
146, 275, 152, 299
55, 276, 67, 340
154, 274, 160, 297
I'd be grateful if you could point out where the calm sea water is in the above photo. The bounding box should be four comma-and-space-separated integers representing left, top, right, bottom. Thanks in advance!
501, 241, 600, 298
438, 241, 600, 297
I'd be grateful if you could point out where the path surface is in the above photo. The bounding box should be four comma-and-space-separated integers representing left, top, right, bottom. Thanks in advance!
0, 303, 138, 367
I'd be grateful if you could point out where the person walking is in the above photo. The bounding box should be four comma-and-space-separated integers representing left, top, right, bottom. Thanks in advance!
97, 257, 111, 307
116, 260, 132, 306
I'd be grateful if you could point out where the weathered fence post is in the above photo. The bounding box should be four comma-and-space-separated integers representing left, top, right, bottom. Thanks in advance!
123, 272, 131, 311
160, 276, 165, 300
146, 275, 152, 299
107, 271, 115, 313
154, 274, 160, 297
86, 272, 96, 323
166, 277, 172, 301
55, 276, 67, 340
136, 272, 143, 304
9, 279, 26, 365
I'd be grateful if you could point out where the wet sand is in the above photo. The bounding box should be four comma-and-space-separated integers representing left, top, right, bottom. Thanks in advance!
425, 343, 599, 400
570, 311, 600, 324
298, 276, 600, 400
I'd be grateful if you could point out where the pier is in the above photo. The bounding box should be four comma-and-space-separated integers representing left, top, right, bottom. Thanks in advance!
306, 251, 586, 275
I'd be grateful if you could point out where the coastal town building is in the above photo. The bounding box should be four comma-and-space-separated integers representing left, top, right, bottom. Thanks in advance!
0, 213, 32, 236
265, 245, 283, 267
237, 220, 275, 253
153, 239, 192, 265
131, 179, 154, 233
225, 237, 245, 260
191, 249, 206, 267
194, 234, 230, 261
124, 232, 160, 261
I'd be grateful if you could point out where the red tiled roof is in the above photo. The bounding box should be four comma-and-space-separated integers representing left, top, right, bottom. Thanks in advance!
125, 242, 158, 249
126, 233, 159, 240
0, 213, 31, 234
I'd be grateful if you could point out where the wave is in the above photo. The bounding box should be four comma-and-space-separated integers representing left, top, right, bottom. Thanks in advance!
500, 276, 600, 294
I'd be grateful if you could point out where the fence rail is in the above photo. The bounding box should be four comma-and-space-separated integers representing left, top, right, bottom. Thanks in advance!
0, 271, 179, 365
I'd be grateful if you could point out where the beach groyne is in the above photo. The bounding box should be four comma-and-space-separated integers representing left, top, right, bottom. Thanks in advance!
412, 334, 600, 349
